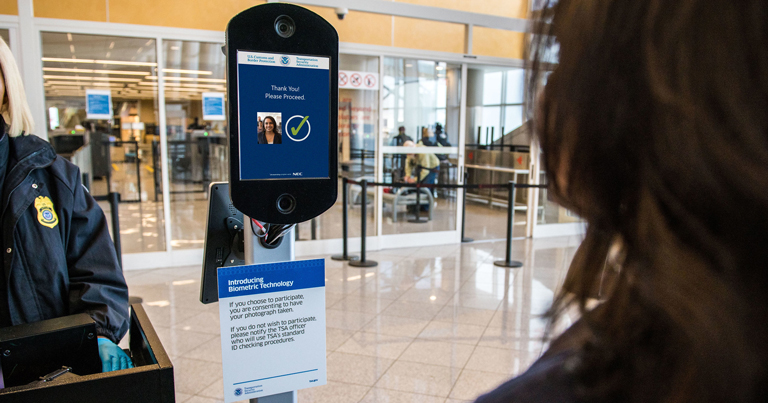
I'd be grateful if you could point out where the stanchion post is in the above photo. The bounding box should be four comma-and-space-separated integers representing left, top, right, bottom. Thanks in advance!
461, 170, 474, 243
135, 142, 142, 201
332, 177, 359, 261
500, 126, 505, 151
108, 191, 122, 269
349, 179, 377, 267
494, 181, 523, 268
408, 172, 428, 224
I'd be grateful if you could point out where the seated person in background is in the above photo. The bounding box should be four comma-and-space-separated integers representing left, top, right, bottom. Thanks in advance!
0, 38, 131, 373
391, 126, 412, 146
403, 140, 439, 185
476, 1, 768, 402
417, 127, 436, 147
434, 122, 451, 147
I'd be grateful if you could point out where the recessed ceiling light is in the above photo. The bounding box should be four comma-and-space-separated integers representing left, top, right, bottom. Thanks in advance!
43, 67, 148, 76
42, 57, 157, 67
145, 76, 225, 83
163, 68, 213, 75
170, 46, 180, 50
43, 75, 142, 82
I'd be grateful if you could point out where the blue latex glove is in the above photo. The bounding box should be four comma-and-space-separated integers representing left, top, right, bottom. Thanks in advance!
97, 337, 134, 372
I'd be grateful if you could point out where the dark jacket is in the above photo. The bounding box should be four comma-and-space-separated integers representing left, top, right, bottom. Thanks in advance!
474, 317, 594, 403
257, 130, 282, 144
0, 119, 129, 343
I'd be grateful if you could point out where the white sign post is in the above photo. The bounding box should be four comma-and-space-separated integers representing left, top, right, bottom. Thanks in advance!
217, 259, 327, 402
85, 89, 112, 120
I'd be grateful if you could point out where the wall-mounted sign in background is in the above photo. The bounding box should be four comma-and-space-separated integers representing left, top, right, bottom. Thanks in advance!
339, 70, 378, 90
218, 259, 327, 402
203, 92, 226, 121
85, 89, 112, 120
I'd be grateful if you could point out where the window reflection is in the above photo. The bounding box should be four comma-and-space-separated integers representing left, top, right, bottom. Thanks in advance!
163, 40, 227, 250
41, 32, 165, 253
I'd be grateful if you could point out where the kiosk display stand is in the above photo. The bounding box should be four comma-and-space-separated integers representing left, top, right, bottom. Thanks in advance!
208, 3, 337, 401
244, 222, 296, 403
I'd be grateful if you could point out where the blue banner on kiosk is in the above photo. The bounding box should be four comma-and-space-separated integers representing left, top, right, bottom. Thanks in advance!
217, 259, 327, 402
236, 51, 330, 180
218, 259, 325, 298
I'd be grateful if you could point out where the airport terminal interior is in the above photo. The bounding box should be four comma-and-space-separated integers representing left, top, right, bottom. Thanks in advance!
1, 0, 586, 401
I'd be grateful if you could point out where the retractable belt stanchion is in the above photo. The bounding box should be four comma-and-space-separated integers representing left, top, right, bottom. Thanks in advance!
108, 191, 122, 269
408, 171, 429, 224
349, 179, 377, 267
494, 181, 524, 268
332, 177, 359, 261
461, 170, 474, 243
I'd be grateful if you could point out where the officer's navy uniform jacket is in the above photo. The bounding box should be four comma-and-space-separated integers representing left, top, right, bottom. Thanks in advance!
0, 116, 129, 343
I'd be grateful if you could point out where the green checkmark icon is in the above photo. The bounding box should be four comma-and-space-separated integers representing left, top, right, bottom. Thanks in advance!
291, 115, 309, 136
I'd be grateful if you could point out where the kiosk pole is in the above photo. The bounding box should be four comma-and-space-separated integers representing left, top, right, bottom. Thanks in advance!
332, 177, 358, 261
243, 217, 298, 403
494, 181, 523, 268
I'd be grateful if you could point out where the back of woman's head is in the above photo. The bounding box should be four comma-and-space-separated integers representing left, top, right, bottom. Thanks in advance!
0, 37, 34, 137
530, 1, 768, 401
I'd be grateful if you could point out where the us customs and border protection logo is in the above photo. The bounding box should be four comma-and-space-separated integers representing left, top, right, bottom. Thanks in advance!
35, 196, 58, 229
280, 55, 291, 65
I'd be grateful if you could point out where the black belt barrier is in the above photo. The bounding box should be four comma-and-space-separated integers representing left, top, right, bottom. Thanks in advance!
334, 175, 547, 269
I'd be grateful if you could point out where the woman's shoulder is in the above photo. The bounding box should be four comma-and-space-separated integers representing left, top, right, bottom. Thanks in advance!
474, 350, 580, 403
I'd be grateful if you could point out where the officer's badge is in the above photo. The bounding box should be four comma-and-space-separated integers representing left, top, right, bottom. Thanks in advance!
35, 196, 59, 229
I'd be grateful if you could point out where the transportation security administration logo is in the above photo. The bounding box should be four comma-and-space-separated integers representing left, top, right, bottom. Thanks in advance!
234, 388, 243, 396
280, 55, 291, 65
285, 115, 311, 142
35, 196, 59, 229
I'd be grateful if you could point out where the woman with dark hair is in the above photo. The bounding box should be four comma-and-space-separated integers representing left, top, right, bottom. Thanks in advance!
477, 1, 768, 402
257, 115, 281, 144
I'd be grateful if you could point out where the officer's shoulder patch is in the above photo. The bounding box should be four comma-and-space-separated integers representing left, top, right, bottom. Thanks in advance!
35, 196, 59, 229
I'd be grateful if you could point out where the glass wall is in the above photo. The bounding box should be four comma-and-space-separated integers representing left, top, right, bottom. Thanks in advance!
162, 39, 227, 249
381, 58, 461, 235
464, 66, 530, 241
41, 32, 166, 253
297, 54, 380, 240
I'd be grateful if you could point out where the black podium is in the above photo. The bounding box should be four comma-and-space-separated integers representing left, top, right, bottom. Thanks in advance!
0, 304, 174, 403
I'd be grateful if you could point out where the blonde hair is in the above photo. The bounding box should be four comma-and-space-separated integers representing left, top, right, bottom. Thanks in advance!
0, 37, 34, 137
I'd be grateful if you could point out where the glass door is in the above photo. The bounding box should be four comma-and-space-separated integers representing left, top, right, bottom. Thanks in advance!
380, 58, 461, 237
41, 32, 166, 253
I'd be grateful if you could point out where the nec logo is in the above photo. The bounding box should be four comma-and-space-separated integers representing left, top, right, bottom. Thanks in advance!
292, 172, 303, 176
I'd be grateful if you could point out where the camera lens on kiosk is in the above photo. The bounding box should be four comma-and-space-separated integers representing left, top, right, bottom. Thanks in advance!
274, 15, 295, 38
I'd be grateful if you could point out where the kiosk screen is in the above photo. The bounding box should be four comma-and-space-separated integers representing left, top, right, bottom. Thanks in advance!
237, 50, 330, 180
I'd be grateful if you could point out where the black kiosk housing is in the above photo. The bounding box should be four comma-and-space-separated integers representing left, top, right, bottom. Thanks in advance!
226, 4, 339, 224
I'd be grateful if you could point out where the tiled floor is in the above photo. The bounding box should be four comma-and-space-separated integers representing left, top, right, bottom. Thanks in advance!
124, 236, 580, 403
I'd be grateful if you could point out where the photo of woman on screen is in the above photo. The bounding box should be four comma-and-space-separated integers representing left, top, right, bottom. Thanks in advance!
257, 115, 282, 144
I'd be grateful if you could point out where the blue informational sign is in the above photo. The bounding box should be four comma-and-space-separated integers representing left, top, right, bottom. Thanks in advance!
217, 259, 327, 402
85, 89, 112, 120
203, 92, 226, 121
236, 51, 330, 180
